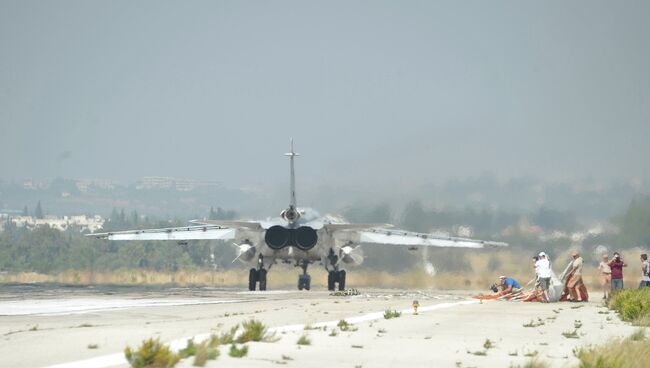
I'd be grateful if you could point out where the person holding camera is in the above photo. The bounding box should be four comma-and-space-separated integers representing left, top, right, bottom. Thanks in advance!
640, 254, 650, 288
498, 275, 522, 297
608, 252, 627, 292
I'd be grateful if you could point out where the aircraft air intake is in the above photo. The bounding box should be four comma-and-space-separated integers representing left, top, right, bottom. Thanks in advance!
264, 225, 290, 250
294, 226, 318, 250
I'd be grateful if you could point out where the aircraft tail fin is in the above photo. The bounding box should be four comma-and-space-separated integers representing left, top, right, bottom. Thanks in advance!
284, 138, 299, 209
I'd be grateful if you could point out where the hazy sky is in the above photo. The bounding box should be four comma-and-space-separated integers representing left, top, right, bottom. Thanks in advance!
1, 1, 648, 187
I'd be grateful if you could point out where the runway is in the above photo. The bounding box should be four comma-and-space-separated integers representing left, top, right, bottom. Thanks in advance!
0, 284, 636, 368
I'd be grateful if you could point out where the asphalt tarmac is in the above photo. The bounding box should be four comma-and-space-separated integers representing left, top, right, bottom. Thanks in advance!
0, 284, 636, 368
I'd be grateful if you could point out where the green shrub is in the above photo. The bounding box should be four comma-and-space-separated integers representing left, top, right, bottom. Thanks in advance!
236, 319, 276, 343
297, 335, 311, 345
383, 309, 401, 319
608, 288, 650, 326
561, 330, 579, 339
209, 325, 238, 346
178, 339, 196, 358
193, 341, 218, 367
228, 344, 248, 358
628, 329, 646, 342
124, 338, 180, 368
337, 320, 351, 331
483, 339, 494, 349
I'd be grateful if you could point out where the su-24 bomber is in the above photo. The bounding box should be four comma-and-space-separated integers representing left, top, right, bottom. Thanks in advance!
88, 140, 507, 291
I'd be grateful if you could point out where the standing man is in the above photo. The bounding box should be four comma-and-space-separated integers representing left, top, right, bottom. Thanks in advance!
640, 254, 650, 288
609, 252, 627, 292
535, 252, 552, 302
566, 250, 589, 302
598, 254, 612, 299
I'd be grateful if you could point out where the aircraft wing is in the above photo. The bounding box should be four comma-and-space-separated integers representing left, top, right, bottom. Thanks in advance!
323, 223, 392, 232
87, 225, 237, 241
189, 220, 263, 230
353, 228, 508, 249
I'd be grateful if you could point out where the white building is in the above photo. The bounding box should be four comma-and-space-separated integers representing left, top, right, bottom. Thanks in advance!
5, 215, 105, 233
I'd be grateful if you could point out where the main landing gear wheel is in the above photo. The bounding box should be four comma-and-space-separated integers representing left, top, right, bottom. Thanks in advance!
248, 268, 257, 291
298, 274, 311, 290
338, 270, 346, 291
327, 271, 336, 291
327, 270, 346, 291
248, 268, 268, 291
258, 269, 267, 291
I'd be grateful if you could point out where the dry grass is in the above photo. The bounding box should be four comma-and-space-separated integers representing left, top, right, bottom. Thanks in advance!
575, 333, 650, 368
509, 358, 549, 368
192, 341, 218, 367
236, 319, 276, 343
0, 249, 613, 289
0, 268, 527, 289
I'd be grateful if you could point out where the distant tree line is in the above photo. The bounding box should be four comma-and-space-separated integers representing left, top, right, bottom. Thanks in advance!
1, 198, 649, 275
0, 207, 238, 274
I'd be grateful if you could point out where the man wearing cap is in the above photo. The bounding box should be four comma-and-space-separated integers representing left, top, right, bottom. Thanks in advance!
566, 250, 588, 302
498, 275, 522, 297
535, 252, 552, 302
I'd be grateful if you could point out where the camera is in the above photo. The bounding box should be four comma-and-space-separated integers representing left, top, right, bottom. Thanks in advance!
533, 256, 539, 262
490, 283, 499, 293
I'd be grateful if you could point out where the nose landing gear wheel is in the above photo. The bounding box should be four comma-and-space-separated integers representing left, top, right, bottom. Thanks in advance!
298, 274, 311, 290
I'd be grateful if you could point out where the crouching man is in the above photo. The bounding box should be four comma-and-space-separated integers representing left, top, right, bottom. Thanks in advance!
498, 275, 522, 298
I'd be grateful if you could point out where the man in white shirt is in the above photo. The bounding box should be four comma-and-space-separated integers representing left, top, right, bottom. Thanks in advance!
640, 254, 650, 288
535, 252, 552, 302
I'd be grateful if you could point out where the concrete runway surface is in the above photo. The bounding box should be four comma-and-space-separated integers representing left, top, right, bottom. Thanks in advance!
0, 284, 637, 368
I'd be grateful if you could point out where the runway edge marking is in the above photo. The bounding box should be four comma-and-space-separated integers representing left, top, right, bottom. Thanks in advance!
44, 298, 480, 368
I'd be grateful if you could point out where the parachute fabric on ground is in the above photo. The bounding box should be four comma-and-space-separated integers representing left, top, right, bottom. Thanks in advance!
547, 270, 564, 302
545, 255, 563, 302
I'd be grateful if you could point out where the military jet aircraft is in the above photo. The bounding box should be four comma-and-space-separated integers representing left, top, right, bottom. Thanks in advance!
88, 140, 507, 291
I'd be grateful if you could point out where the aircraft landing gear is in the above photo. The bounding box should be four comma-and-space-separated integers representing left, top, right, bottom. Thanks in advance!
248, 255, 267, 291
327, 270, 346, 291
326, 248, 346, 291
298, 260, 311, 291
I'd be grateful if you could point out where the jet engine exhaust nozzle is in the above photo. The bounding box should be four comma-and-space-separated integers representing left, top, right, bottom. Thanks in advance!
265, 225, 290, 250
294, 226, 318, 251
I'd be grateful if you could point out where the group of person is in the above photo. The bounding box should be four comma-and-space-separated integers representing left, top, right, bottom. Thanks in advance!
596, 252, 650, 299
493, 250, 650, 303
